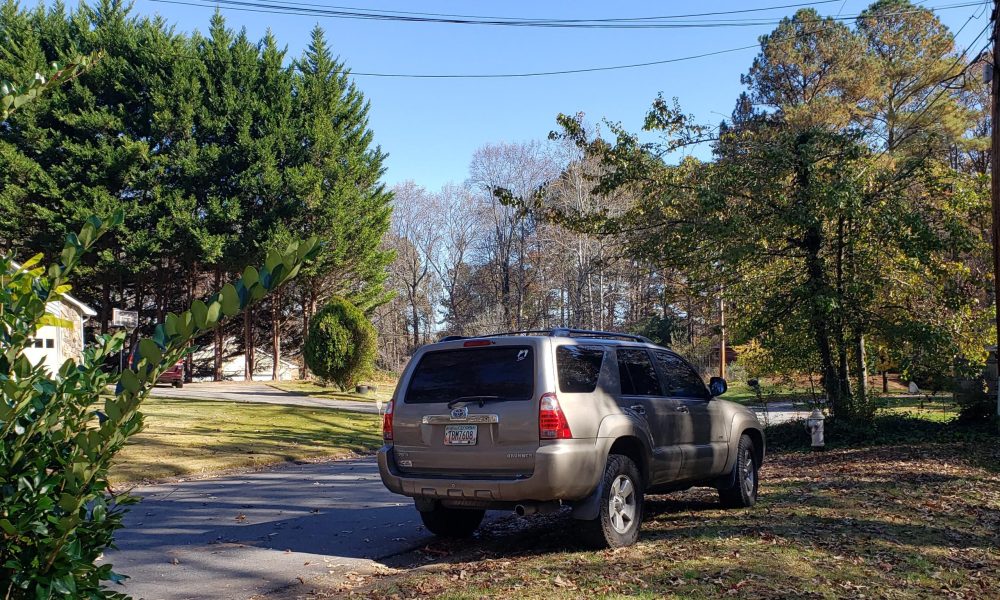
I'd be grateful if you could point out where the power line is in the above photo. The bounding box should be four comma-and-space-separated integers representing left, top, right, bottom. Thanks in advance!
10, 1, 986, 80
144, 0, 988, 29
237, 0, 846, 23
114, 22, 847, 78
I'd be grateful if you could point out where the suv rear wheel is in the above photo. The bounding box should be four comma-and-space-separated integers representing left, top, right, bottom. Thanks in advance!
418, 504, 485, 538
719, 434, 758, 508
584, 454, 643, 548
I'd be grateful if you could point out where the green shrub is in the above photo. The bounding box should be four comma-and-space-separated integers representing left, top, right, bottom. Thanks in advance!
304, 297, 376, 389
0, 216, 318, 599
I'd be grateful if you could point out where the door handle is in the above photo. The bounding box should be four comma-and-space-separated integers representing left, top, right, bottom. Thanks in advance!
629, 404, 646, 416
675, 405, 689, 413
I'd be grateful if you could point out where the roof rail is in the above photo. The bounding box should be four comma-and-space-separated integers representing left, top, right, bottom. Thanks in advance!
551, 328, 654, 344
478, 328, 654, 344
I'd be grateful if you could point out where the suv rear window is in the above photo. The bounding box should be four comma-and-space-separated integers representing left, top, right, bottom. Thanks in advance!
557, 345, 605, 393
405, 346, 534, 404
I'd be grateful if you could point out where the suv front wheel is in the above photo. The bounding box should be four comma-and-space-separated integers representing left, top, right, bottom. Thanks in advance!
719, 434, 758, 508
584, 454, 644, 548
418, 504, 485, 538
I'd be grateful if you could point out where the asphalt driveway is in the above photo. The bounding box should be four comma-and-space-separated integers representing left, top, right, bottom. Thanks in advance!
147, 382, 378, 414
104, 458, 431, 600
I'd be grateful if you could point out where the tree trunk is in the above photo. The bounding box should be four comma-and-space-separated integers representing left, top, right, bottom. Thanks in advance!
100, 280, 111, 334
185, 263, 197, 383
244, 304, 254, 381
882, 370, 889, 393
796, 133, 842, 415
855, 333, 868, 408
835, 216, 852, 405
213, 267, 223, 381
411, 292, 420, 351
272, 290, 282, 381
301, 288, 310, 379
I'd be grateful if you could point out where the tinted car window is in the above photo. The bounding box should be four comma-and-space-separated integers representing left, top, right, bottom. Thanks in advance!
405, 346, 534, 403
617, 348, 662, 396
654, 351, 708, 398
557, 345, 605, 393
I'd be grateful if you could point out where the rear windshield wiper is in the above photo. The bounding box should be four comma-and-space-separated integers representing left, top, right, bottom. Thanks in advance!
448, 395, 501, 408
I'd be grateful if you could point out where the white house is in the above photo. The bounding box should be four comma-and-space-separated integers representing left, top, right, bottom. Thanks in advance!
23, 289, 97, 372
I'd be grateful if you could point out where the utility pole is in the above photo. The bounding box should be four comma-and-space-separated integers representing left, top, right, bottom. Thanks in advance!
991, 1, 1000, 417
719, 291, 727, 380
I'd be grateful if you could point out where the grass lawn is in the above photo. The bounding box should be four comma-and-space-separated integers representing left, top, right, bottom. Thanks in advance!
109, 398, 381, 485
723, 380, 816, 405
295, 419, 1000, 599
269, 380, 394, 404
875, 396, 961, 422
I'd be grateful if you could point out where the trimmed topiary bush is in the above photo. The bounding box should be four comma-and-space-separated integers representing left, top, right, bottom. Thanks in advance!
304, 297, 376, 389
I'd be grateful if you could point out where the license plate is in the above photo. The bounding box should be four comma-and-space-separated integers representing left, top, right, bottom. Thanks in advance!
444, 424, 477, 446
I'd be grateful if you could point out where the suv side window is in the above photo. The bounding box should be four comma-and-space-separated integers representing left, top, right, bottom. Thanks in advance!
654, 350, 708, 398
617, 348, 662, 396
557, 345, 605, 393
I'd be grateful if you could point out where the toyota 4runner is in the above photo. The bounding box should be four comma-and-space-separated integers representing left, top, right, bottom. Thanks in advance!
377, 329, 764, 548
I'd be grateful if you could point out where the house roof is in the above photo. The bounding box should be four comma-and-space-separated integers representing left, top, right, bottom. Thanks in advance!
9, 260, 98, 317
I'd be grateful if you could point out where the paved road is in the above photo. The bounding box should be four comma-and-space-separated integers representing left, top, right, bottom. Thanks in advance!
147, 383, 378, 414
104, 458, 430, 600
748, 400, 814, 425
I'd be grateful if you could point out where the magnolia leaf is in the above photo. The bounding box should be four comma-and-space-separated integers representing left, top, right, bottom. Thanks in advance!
19, 253, 44, 269
242, 265, 259, 288
220, 283, 240, 316
138, 339, 162, 365
179, 311, 195, 337
205, 300, 222, 328
119, 369, 140, 394
191, 300, 209, 329
250, 282, 267, 301
164, 312, 179, 336
38, 314, 74, 329
264, 249, 281, 272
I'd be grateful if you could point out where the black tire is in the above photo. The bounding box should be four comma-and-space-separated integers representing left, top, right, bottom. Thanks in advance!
719, 434, 759, 508
583, 454, 644, 548
418, 504, 485, 538
173, 381, 183, 388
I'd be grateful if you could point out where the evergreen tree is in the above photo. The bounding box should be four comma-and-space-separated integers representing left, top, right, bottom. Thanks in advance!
287, 26, 393, 355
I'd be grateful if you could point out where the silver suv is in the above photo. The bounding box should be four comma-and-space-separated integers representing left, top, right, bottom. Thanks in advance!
377, 329, 764, 548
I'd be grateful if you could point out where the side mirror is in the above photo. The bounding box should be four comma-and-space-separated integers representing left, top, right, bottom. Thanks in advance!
709, 377, 727, 397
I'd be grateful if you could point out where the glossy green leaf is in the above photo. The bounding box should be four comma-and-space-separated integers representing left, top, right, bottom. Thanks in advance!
191, 300, 209, 329
220, 283, 240, 316
138, 339, 162, 365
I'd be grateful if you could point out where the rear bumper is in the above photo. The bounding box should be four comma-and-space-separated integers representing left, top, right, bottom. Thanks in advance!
157, 371, 183, 383
377, 439, 601, 503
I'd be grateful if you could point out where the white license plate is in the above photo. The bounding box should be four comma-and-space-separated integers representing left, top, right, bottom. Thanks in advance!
444, 424, 478, 446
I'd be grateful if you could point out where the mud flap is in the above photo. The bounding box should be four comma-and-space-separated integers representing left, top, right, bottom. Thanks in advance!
414, 498, 436, 512
570, 479, 604, 521
714, 456, 739, 490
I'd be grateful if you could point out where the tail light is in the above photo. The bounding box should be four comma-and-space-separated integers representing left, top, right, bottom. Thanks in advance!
382, 397, 394, 441
538, 392, 572, 440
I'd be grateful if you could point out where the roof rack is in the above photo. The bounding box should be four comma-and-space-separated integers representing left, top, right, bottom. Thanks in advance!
475, 328, 654, 344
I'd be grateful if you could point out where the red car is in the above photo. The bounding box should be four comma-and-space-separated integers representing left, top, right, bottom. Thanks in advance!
158, 361, 185, 388
127, 346, 184, 387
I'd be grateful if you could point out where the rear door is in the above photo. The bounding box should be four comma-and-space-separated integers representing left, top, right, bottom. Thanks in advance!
391, 342, 541, 478
615, 347, 682, 484
653, 351, 728, 479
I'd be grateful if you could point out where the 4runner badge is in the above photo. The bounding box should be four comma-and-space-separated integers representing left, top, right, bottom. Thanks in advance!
450, 407, 468, 419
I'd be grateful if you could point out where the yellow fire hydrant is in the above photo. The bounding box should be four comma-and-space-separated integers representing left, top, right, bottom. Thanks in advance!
805, 409, 825, 451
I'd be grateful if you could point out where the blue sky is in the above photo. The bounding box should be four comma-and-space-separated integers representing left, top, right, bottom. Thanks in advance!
128, 0, 989, 190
